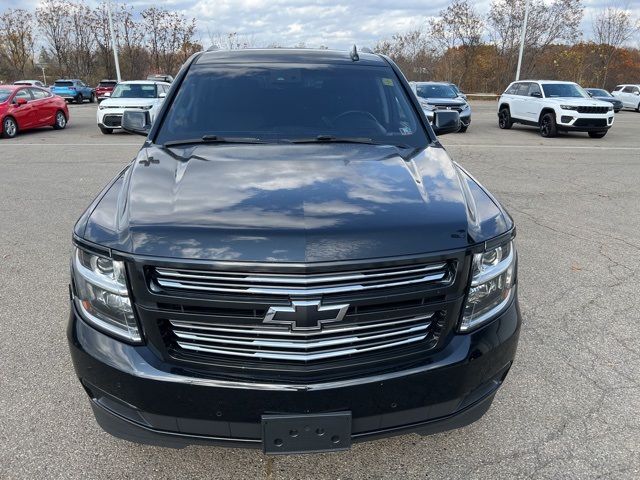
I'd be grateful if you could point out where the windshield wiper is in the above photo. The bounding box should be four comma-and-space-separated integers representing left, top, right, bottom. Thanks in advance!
284, 135, 377, 145
283, 135, 412, 149
163, 135, 265, 148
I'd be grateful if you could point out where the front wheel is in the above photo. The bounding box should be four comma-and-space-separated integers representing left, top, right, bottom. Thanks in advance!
636, 102, 640, 112
75, 94, 84, 104
2, 116, 18, 138
458, 125, 468, 133
89, 93, 96, 103
498, 108, 512, 129
539, 113, 558, 138
588, 131, 607, 138
53, 110, 67, 130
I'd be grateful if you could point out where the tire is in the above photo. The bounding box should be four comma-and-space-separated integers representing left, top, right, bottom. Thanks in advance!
588, 131, 607, 138
53, 110, 67, 130
89, 93, 96, 103
99, 126, 113, 135
76, 94, 84, 104
2, 116, 18, 138
458, 125, 468, 133
539, 112, 558, 138
636, 102, 640, 113
498, 108, 512, 129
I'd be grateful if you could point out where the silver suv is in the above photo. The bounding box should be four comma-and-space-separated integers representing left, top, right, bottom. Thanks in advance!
611, 84, 640, 112
498, 80, 614, 138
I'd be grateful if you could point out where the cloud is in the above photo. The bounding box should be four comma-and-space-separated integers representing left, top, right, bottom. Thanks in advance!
3, 0, 639, 49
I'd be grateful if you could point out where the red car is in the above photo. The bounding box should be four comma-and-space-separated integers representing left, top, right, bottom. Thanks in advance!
95, 79, 118, 102
0, 84, 69, 138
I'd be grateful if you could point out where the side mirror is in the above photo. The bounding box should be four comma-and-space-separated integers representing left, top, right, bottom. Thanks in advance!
635, 91, 640, 96
15, 97, 28, 106
530, 91, 542, 98
158, 92, 166, 99
122, 110, 152, 136
432, 110, 460, 136
587, 92, 594, 97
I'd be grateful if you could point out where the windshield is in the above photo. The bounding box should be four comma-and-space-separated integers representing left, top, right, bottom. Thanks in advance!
587, 88, 611, 97
542, 83, 588, 98
54, 81, 73, 87
415, 84, 457, 99
111, 83, 157, 99
98, 82, 117, 87
155, 63, 428, 147
0, 89, 12, 103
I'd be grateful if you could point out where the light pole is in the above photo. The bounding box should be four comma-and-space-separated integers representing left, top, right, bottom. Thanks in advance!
107, 0, 122, 82
515, 0, 531, 81
36, 63, 48, 85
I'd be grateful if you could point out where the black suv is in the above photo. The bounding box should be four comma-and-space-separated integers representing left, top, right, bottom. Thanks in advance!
68, 48, 521, 454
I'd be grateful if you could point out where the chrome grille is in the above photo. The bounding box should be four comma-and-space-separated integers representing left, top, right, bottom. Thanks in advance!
168, 313, 435, 362
151, 261, 451, 296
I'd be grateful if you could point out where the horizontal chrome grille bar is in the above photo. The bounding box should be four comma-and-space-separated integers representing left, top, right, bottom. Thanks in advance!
152, 261, 451, 296
169, 314, 434, 362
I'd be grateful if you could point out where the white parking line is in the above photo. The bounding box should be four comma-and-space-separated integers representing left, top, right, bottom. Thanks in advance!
0, 143, 141, 147
445, 144, 640, 150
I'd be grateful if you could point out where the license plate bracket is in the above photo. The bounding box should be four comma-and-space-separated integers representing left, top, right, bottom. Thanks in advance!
262, 412, 352, 454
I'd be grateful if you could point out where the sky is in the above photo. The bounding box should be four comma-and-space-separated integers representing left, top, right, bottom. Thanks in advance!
1, 0, 639, 50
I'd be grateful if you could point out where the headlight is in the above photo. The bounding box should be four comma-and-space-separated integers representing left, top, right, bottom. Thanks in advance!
560, 105, 578, 111
140, 105, 153, 110
607, 105, 613, 111
460, 240, 516, 332
71, 246, 141, 342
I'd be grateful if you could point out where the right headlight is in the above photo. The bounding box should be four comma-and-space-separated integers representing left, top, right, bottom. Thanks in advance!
460, 240, 516, 332
71, 246, 141, 343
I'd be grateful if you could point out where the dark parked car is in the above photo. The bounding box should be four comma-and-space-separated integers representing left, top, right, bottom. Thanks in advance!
68, 48, 521, 454
410, 81, 472, 132
585, 88, 623, 112
95, 79, 118, 102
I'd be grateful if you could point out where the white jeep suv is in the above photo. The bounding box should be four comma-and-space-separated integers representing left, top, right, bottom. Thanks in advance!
97, 80, 170, 134
611, 84, 640, 111
498, 80, 614, 138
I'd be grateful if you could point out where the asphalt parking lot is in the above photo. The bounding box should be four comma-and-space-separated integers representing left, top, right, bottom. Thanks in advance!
1, 101, 639, 479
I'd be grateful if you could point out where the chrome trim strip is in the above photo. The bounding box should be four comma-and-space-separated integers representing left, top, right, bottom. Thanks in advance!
177, 334, 427, 361
154, 263, 447, 285
156, 271, 447, 296
169, 313, 434, 337
173, 324, 430, 350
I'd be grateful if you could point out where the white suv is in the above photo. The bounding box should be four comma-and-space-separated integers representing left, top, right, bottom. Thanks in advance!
498, 80, 614, 138
611, 84, 640, 111
97, 80, 170, 134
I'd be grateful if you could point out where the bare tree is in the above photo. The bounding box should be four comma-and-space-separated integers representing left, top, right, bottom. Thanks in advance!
429, 0, 484, 85
593, 3, 639, 87
375, 29, 436, 81
36, 0, 72, 77
0, 9, 35, 78
488, 0, 583, 87
142, 7, 198, 74
208, 31, 257, 50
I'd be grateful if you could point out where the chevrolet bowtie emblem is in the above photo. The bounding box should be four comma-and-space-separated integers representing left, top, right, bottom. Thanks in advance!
264, 300, 349, 331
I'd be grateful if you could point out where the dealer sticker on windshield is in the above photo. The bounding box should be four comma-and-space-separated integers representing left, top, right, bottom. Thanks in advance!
382, 78, 394, 86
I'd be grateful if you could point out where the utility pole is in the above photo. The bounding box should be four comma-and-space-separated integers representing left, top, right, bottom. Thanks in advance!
515, 0, 531, 81
107, 0, 122, 82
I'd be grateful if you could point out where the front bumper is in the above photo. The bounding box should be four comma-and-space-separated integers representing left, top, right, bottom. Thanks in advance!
557, 113, 614, 132
68, 292, 521, 451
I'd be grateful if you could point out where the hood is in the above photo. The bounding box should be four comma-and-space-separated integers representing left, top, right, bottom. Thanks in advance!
545, 97, 612, 107
78, 144, 511, 262
419, 98, 467, 107
592, 96, 621, 104
100, 97, 157, 108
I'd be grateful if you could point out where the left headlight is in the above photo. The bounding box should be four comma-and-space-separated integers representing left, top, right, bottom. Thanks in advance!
460, 240, 516, 332
560, 105, 578, 111
71, 246, 141, 343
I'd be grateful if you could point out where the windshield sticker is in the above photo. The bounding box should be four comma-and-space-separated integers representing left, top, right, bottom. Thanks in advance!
382, 78, 394, 86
